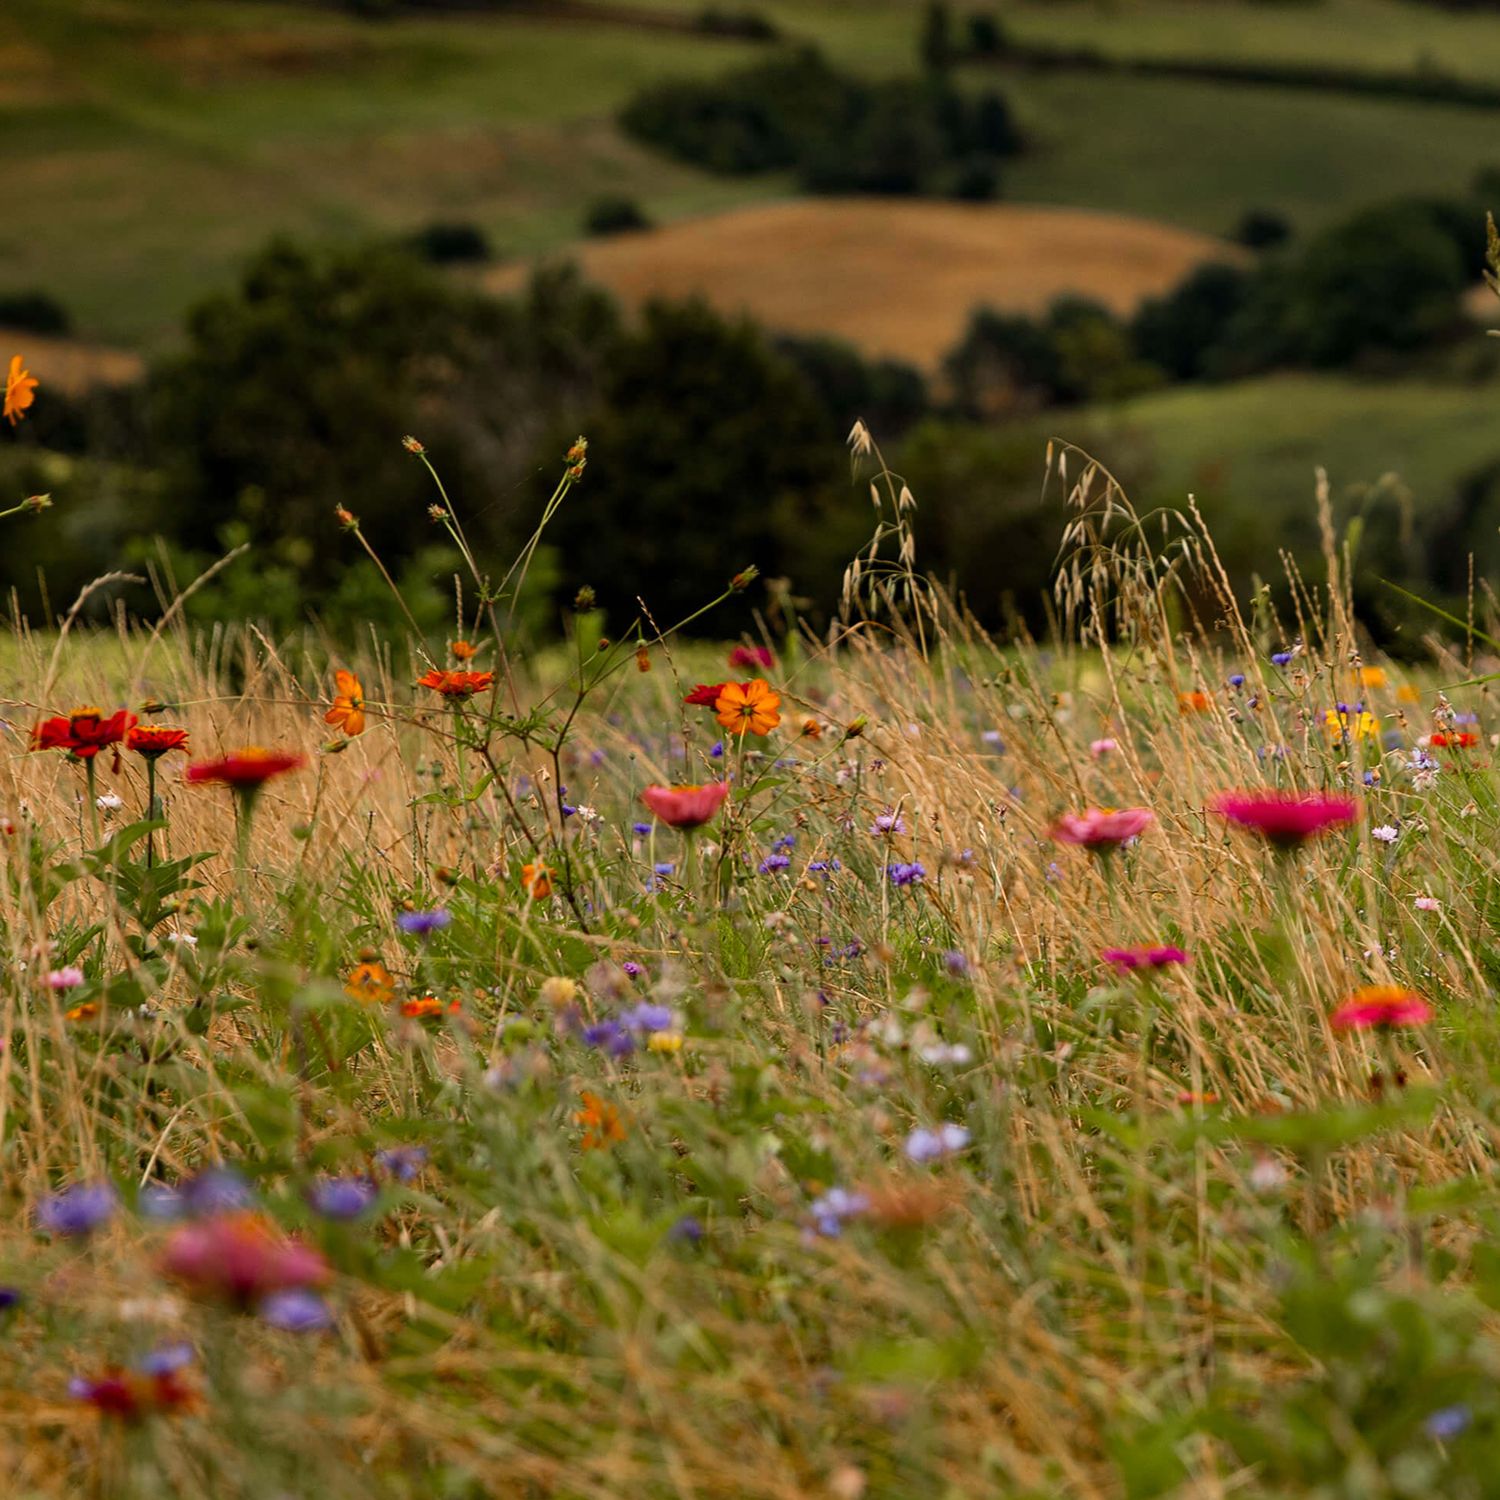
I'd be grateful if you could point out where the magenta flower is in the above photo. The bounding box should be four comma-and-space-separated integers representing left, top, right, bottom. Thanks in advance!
1330, 986, 1433, 1031
1102, 945, 1188, 974
640, 782, 730, 830
1048, 807, 1154, 851
1211, 790, 1358, 849
160, 1213, 329, 1308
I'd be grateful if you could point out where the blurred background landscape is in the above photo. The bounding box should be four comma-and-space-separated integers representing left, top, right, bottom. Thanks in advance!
9, 0, 1500, 641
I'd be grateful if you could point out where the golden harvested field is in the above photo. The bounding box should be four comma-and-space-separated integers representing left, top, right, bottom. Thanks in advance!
488, 198, 1244, 368
1, 328, 143, 396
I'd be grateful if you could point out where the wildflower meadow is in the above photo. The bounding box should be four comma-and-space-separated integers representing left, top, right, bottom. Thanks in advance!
6, 353, 1500, 1499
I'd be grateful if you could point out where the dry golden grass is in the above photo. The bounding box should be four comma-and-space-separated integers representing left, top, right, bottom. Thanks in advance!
488, 199, 1244, 368
1, 327, 143, 396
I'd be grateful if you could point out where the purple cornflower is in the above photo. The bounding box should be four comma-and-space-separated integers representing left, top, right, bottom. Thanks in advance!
307, 1176, 377, 1221
1271, 651, 1293, 667
397, 909, 451, 937
1228, 673, 1245, 688
1425, 1405, 1471, 1440
904, 1123, 970, 1164
759, 853, 791, 875
871, 811, 907, 835
622, 961, 646, 978
623, 1002, 673, 1034
667, 1215, 704, 1244
805, 1187, 870, 1239
0, 1287, 21, 1311
185, 1167, 254, 1215
771, 833, 796, 851
632, 822, 652, 836
259, 1289, 334, 1333
37, 1181, 118, 1236
807, 858, 842, 874
709, 741, 725, 759
375, 1147, 428, 1183
942, 949, 969, 976
136, 1343, 194, 1377
887, 861, 926, 887
583, 1020, 635, 1058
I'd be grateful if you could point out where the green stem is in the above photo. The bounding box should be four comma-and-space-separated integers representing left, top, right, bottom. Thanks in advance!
145, 758, 158, 869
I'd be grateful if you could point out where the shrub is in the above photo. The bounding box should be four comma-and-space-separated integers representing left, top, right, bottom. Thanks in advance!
0, 289, 71, 335
1233, 208, 1292, 251
1132, 262, 1254, 381
694, 7, 779, 39
584, 197, 652, 237
404, 221, 491, 264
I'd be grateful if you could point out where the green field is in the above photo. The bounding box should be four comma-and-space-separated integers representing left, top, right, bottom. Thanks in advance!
8, 0, 1500, 349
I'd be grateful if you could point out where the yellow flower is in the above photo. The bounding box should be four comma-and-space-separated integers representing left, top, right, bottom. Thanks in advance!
647, 1031, 683, 1055
1358, 667, 1387, 689
539, 976, 578, 1008
1324, 708, 1378, 743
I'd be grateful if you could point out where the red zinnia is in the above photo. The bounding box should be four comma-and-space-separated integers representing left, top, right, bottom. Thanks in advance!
185, 747, 305, 790
1211, 790, 1358, 849
126, 725, 189, 759
728, 645, 773, 670
417, 669, 494, 698
31, 706, 136, 760
684, 683, 728, 708
1102, 945, 1188, 974
1049, 807, 1154, 850
1429, 731, 1478, 749
160, 1212, 328, 1308
640, 782, 731, 829
1330, 985, 1433, 1032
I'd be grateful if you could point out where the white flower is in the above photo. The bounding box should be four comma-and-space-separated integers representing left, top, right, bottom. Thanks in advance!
164, 931, 198, 948
95, 793, 123, 812
1248, 1156, 1287, 1193
573, 804, 601, 824
1372, 824, 1399, 843
917, 1041, 973, 1067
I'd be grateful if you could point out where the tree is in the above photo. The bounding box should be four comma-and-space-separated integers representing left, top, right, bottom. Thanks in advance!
1131, 263, 1252, 381
920, 2, 954, 71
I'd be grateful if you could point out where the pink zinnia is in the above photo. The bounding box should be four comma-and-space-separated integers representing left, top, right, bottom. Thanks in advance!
1211, 790, 1358, 849
728, 645, 773, 670
1330, 986, 1433, 1032
640, 782, 731, 829
160, 1212, 329, 1308
1102, 945, 1188, 974
1048, 807, 1154, 850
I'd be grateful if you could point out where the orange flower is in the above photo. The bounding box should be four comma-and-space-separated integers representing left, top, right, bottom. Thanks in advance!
800, 717, 823, 739
521, 862, 554, 899
4, 354, 38, 426
450, 640, 477, 661
185, 747, 305, 790
344, 961, 395, 1005
399, 996, 460, 1020
574, 1091, 626, 1151
31, 707, 137, 760
1177, 691, 1210, 714
417, 669, 494, 698
126, 725, 189, 759
324, 670, 366, 737
635, 645, 651, 673
715, 678, 781, 736
66, 1002, 100, 1023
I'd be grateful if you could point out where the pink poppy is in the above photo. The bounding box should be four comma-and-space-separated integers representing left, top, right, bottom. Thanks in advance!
1330, 986, 1433, 1031
640, 782, 731, 829
1211, 790, 1357, 849
1048, 807, 1154, 850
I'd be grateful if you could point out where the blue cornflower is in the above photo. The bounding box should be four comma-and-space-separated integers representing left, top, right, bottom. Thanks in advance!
397, 909, 451, 937
307, 1176, 377, 1221
375, 1146, 428, 1183
807, 858, 842, 874
651, 863, 674, 877
622, 960, 646, 978
871, 811, 906, 835
1271, 651, 1292, 667
709, 741, 724, 758
623, 1002, 673, 1034
36, 1181, 118, 1237
887, 861, 926, 887
759, 853, 791, 874
632, 822, 652, 836
137, 1343, 195, 1377
259, 1289, 334, 1333
583, 1020, 635, 1057
771, 833, 796, 851
905, 1123, 970, 1163
942, 949, 969, 976
805, 1187, 870, 1239
1425, 1405, 1471, 1440
667, 1215, 704, 1245
1228, 673, 1245, 688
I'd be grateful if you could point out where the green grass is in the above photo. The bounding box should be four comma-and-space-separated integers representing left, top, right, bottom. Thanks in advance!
995, 0, 1500, 82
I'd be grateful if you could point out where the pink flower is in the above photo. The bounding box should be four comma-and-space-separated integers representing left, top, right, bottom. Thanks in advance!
1048, 807, 1154, 850
1211, 790, 1358, 849
46, 967, 85, 990
1414, 896, 1441, 912
728, 645, 773, 670
1102, 945, 1188, 974
1090, 738, 1117, 757
160, 1213, 329, 1309
1330, 986, 1433, 1032
640, 782, 731, 830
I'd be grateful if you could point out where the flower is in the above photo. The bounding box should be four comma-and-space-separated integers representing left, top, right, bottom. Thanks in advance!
69, 1349, 194, 1422
344, 960, 395, 1004
66, 1002, 99, 1022
160, 1212, 329, 1307
399, 996, 461, 1020
728, 644, 774, 670
1102, 945, 1188, 974
871, 810, 907, 835
46, 966, 85, 990
1178, 691, 1210, 714
1425, 1405, 1471, 1440
887, 861, 926, 887
1330, 985, 1433, 1031
806, 1186, 871, 1239
575, 1091, 627, 1150
1372, 824, 1399, 843
1271, 651, 1294, 667
1324, 707, 1378, 743
759, 852, 791, 875
4, 354, 38, 426
521, 862, 554, 899
647, 1031, 683, 1054
397, 909, 451, 937
1048, 808, 1153, 851
715, 679, 781, 736
684, 683, 728, 708
185, 747, 304, 790
31, 707, 136, 760
904, 1124, 970, 1163
375, 1146, 428, 1182
324, 670, 366, 737
1090, 738, 1117, 757
417, 669, 494, 698
1429, 731, 1479, 749
307, 1176, 377, 1221
450, 639, 478, 661
640, 782, 730, 829
141, 1167, 255, 1221
258, 1288, 335, 1333
1211, 791, 1358, 849
583, 1020, 635, 1058
1359, 666, 1388, 689
1414, 896, 1442, 912
37, 1181, 117, 1236
126, 725, 189, 760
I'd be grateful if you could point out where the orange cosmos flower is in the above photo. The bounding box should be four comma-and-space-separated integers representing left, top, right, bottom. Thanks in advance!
715, 678, 781, 736
574, 1091, 627, 1151
66, 1002, 100, 1023
4, 354, 38, 426
31, 707, 137, 760
344, 960, 395, 1005
400, 995, 461, 1020
417, 669, 494, 698
126, 725, 189, 759
1177, 691, 1211, 714
450, 640, 478, 661
521, 862, 554, 899
185, 747, 305, 790
324, 670, 366, 737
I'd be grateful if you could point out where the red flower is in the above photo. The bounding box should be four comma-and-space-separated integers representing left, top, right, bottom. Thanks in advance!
185, 748, 304, 790
417, 669, 494, 698
1048, 807, 1154, 850
69, 1365, 194, 1422
1331, 985, 1433, 1032
684, 682, 728, 708
640, 782, 731, 829
1429, 731, 1478, 749
1211, 791, 1358, 849
728, 645, 773, 670
31, 707, 136, 760
126, 725, 189, 759
160, 1212, 328, 1308
1102, 945, 1187, 973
